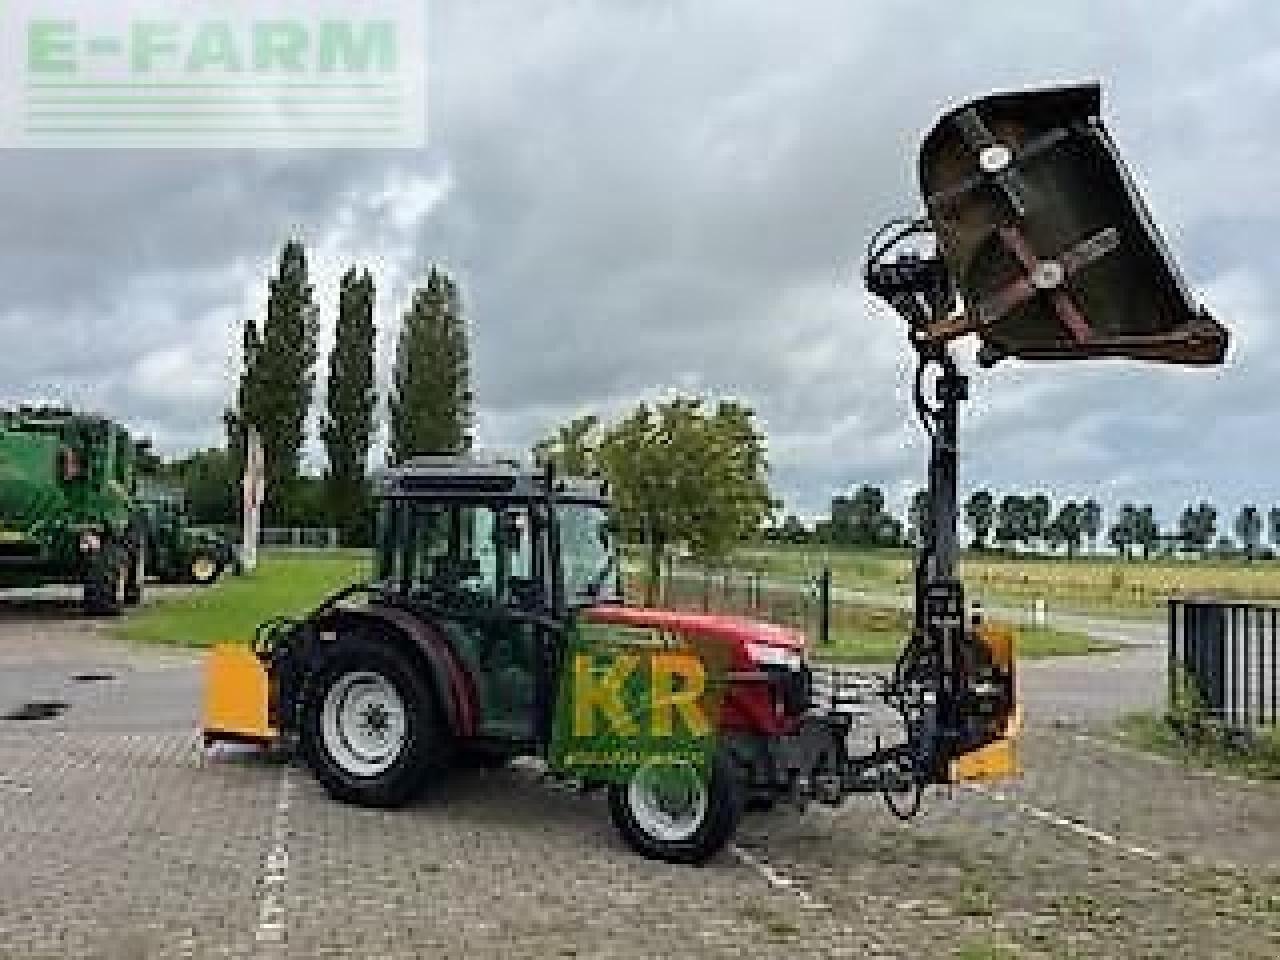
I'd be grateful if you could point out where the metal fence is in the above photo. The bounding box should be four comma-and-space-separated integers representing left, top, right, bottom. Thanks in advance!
259, 527, 341, 549
625, 566, 832, 646
1169, 596, 1280, 730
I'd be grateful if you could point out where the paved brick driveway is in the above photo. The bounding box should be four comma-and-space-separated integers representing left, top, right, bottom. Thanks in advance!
0, 594, 1276, 959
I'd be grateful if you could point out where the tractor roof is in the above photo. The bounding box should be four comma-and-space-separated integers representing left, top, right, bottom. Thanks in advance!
375, 454, 608, 503
0, 407, 124, 432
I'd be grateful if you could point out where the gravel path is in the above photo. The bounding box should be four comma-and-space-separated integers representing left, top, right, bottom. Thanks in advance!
0, 594, 1274, 959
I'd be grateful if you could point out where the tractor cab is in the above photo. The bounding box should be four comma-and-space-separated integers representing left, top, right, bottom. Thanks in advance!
365, 456, 620, 741
371, 455, 620, 618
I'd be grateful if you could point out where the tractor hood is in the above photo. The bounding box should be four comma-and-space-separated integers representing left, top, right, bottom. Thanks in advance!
582, 606, 805, 670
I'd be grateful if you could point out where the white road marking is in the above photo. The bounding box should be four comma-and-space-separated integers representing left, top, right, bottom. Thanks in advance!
964, 783, 1163, 861
730, 843, 829, 911
254, 765, 295, 952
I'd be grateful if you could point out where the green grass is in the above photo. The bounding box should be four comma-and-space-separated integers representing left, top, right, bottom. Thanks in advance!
118, 549, 371, 648
813, 622, 1113, 664
1117, 711, 1280, 781
731, 542, 1280, 620
953, 941, 1021, 960
119, 549, 1107, 661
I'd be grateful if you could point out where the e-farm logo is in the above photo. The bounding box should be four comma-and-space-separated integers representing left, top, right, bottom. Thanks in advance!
1, 1, 426, 148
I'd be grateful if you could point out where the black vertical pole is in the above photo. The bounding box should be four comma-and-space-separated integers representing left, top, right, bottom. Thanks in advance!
818, 566, 831, 647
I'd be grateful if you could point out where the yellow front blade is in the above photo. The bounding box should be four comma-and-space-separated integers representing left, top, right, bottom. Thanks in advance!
202, 644, 275, 745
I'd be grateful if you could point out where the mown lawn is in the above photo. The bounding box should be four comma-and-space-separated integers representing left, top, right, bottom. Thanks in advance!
814, 616, 1116, 660
119, 549, 1108, 664
1116, 711, 1280, 781
734, 543, 1280, 619
119, 549, 372, 648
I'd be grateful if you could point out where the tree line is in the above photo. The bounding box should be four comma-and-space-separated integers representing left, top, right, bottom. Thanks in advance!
770, 487, 1280, 561
160, 241, 473, 543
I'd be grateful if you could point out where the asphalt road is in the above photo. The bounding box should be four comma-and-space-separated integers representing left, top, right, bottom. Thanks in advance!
0, 592, 1276, 959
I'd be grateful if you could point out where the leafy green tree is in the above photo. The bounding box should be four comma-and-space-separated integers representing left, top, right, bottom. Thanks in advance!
1109, 503, 1138, 559
390, 266, 473, 462
533, 414, 600, 477
1051, 500, 1084, 557
592, 396, 774, 603
964, 489, 995, 549
1235, 504, 1263, 560
1026, 493, 1052, 550
1135, 504, 1159, 559
779, 514, 810, 545
162, 447, 239, 526
237, 240, 319, 522
322, 267, 377, 545
835, 487, 880, 545
1081, 499, 1102, 553
995, 494, 1027, 550
1178, 502, 1217, 555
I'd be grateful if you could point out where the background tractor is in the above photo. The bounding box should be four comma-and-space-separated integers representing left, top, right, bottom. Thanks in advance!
0, 407, 146, 615
138, 485, 235, 585
203, 83, 1228, 864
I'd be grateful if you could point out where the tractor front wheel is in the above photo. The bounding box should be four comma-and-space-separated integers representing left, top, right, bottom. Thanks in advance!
607, 751, 744, 865
300, 632, 446, 808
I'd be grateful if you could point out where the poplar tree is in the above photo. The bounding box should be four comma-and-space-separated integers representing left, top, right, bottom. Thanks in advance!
322, 267, 377, 542
389, 266, 473, 462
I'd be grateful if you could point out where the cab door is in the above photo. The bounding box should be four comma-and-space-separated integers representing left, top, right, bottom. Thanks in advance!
405, 501, 540, 741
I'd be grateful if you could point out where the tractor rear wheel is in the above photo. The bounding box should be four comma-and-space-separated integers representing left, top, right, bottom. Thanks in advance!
300, 632, 446, 808
83, 545, 127, 617
607, 751, 744, 865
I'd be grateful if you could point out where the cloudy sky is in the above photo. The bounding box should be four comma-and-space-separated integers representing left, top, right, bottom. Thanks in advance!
2, 0, 1277, 526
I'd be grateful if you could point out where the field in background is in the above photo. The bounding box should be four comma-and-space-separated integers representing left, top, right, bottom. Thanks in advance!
120, 550, 370, 647
732, 544, 1280, 617
121, 548, 1102, 662
626, 567, 1106, 661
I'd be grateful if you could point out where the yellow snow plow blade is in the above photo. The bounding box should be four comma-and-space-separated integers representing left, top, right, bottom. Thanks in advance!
202, 645, 275, 746
949, 622, 1020, 782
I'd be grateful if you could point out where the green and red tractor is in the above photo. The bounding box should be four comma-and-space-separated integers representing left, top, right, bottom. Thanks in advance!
0, 407, 146, 615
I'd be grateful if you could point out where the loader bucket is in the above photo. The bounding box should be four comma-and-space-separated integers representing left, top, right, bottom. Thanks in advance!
919, 84, 1228, 367
949, 622, 1021, 783
202, 645, 275, 746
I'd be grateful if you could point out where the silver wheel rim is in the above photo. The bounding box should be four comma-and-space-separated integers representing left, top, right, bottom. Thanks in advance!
191, 556, 216, 581
320, 670, 408, 777
627, 761, 708, 843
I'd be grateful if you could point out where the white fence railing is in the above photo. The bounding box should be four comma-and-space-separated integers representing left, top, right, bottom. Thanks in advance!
259, 527, 340, 549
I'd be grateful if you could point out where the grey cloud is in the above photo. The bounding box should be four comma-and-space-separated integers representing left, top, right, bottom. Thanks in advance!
0, 0, 1275, 528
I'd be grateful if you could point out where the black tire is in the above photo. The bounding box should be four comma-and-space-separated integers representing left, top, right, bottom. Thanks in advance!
83, 544, 127, 617
124, 543, 144, 606
187, 550, 224, 586
299, 631, 447, 808
607, 750, 744, 865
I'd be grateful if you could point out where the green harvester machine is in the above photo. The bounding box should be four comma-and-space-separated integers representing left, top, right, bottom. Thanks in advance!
0, 406, 146, 614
